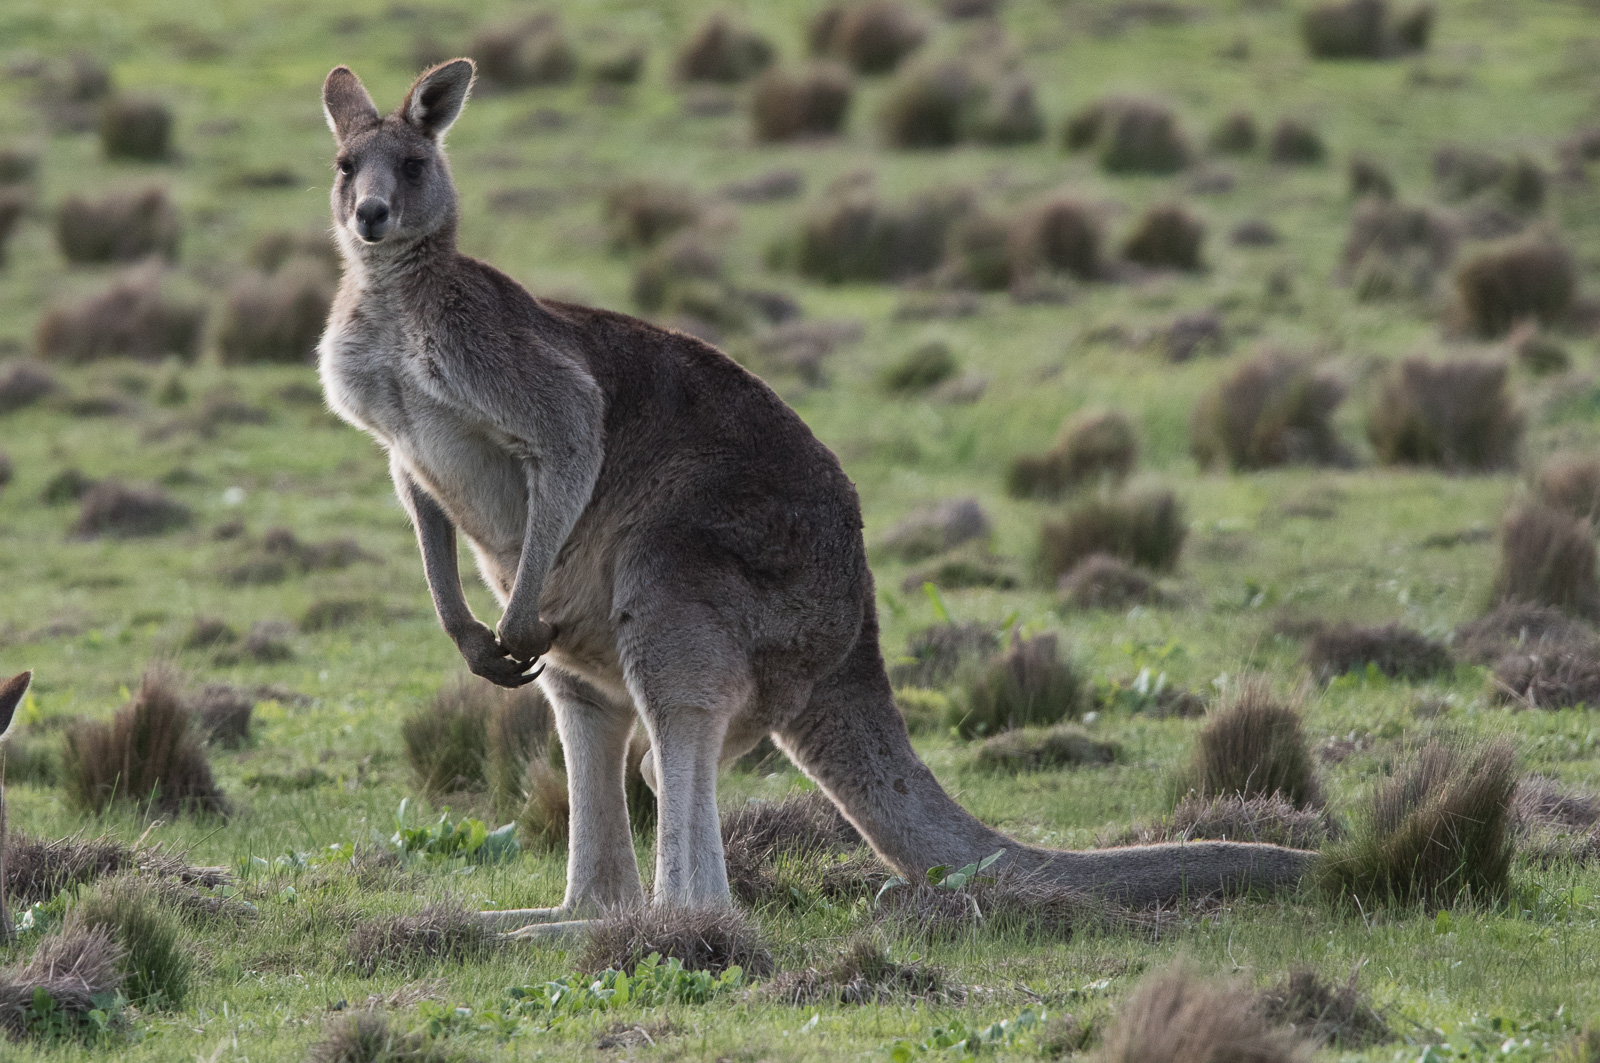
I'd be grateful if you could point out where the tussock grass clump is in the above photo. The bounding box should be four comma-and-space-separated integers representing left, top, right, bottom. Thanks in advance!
579, 905, 774, 978
1341, 199, 1455, 300
34, 267, 203, 363
1039, 489, 1187, 582
4, 833, 227, 907
403, 675, 553, 798
888, 621, 999, 688
1191, 350, 1348, 471
1208, 110, 1257, 155
220, 526, 370, 585
1489, 502, 1600, 618
1366, 356, 1522, 471
794, 184, 968, 283
951, 633, 1085, 738
876, 497, 991, 562
1513, 775, 1600, 839
0, 927, 124, 1039
216, 257, 336, 365
1302, 0, 1429, 60
632, 231, 723, 312
64, 668, 227, 815
0, 147, 38, 184
71, 480, 191, 538
812, 2, 927, 76
1108, 793, 1330, 851
1174, 684, 1324, 811
750, 64, 852, 142
0, 361, 57, 414
1008, 195, 1101, 281
975, 724, 1119, 771
1007, 408, 1138, 500
878, 62, 976, 149
1457, 603, 1596, 664
515, 754, 570, 852
968, 77, 1043, 146
348, 902, 489, 977
0, 190, 26, 267
1058, 554, 1164, 609
675, 14, 773, 84
307, 1010, 461, 1063
54, 187, 179, 264
1302, 622, 1453, 684
1510, 324, 1569, 375
471, 17, 577, 90
1494, 644, 1600, 710
71, 876, 189, 1006
1316, 738, 1516, 909
1122, 203, 1205, 271
720, 791, 872, 907
1095, 962, 1314, 1063
1455, 237, 1578, 338
899, 544, 1019, 593
1269, 119, 1325, 164
1433, 144, 1512, 203
1349, 155, 1396, 200
300, 597, 377, 633
1066, 98, 1190, 175
603, 181, 700, 251
945, 210, 1012, 290
770, 938, 955, 1005
722, 791, 862, 863
1259, 969, 1391, 1049
880, 340, 957, 394
98, 95, 172, 160
191, 682, 254, 747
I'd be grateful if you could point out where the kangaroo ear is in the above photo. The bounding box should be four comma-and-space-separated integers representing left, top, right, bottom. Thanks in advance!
0, 672, 30, 741
403, 59, 475, 141
323, 66, 379, 142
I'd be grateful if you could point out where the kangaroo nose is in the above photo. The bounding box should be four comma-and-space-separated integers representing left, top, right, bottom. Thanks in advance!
354, 198, 390, 239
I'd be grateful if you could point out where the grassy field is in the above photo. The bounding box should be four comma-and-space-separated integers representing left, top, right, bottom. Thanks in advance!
4, 0, 1600, 1058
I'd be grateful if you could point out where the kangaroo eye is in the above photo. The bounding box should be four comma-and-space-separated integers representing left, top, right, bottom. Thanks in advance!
402, 157, 426, 179
337, 158, 354, 176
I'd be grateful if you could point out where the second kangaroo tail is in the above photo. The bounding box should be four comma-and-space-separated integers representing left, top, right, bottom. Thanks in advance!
774, 620, 1314, 908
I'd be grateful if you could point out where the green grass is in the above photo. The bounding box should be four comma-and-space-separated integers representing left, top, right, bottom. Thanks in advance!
4, 0, 1600, 1058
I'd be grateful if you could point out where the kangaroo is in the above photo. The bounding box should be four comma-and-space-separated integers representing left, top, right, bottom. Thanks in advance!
0, 671, 29, 943
317, 59, 1314, 931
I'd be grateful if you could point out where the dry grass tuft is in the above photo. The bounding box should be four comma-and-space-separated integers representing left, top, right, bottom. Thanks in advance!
1059, 554, 1164, 610
675, 14, 773, 84
1108, 793, 1330, 851
306, 1009, 462, 1063
880, 340, 957, 393
579, 905, 774, 978
1341, 199, 1455, 300
1191, 349, 1348, 471
1008, 194, 1101, 281
71, 480, 191, 538
1455, 237, 1578, 338
1039, 489, 1187, 582
220, 526, 370, 585
769, 937, 956, 1005
1068, 98, 1191, 175
63, 667, 228, 816
876, 498, 991, 562
1095, 961, 1313, 1063
888, 621, 1000, 688
471, 17, 577, 90
750, 64, 852, 142
1366, 356, 1522, 471
0, 190, 26, 267
515, 754, 571, 852
812, 2, 927, 75
1349, 155, 1396, 200
403, 675, 553, 799
603, 181, 701, 251
216, 257, 336, 365
1174, 683, 1324, 811
99, 95, 172, 160
347, 902, 490, 977
1302, 622, 1453, 684
1318, 738, 1517, 909
1489, 502, 1600, 618
54, 187, 179, 264
190, 683, 254, 747
1301, 0, 1428, 60
1494, 643, 1600, 710
71, 876, 189, 1006
0, 927, 125, 1039
1008, 408, 1138, 500
952, 633, 1086, 738
1122, 203, 1205, 271
4, 832, 227, 908
1208, 111, 1257, 155
794, 183, 968, 283
35, 267, 203, 364
721, 791, 876, 907
975, 724, 1120, 771
877, 61, 975, 149
968, 76, 1044, 145
0, 361, 58, 414
1258, 968, 1391, 1049
1269, 119, 1325, 165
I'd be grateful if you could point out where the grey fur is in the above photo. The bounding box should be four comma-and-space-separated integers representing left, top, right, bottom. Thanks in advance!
317, 61, 1316, 923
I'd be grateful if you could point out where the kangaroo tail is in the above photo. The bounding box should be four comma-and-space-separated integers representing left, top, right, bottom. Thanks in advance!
774, 610, 1314, 908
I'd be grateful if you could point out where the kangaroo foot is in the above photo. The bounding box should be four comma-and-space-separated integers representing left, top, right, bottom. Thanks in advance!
476, 906, 575, 930
500, 919, 594, 943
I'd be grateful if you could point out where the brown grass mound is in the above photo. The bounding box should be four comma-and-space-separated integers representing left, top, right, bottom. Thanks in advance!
404, 675, 554, 799
1008, 195, 1101, 281
1096, 962, 1313, 1063
968, 76, 1043, 146
347, 902, 489, 977
0, 190, 26, 267
471, 17, 577, 90
1455, 237, 1578, 338
0, 361, 57, 414
675, 14, 773, 84
515, 754, 571, 852
1208, 111, 1257, 155
1366, 356, 1522, 471
1175, 683, 1323, 811
1513, 776, 1600, 837
751, 64, 852, 142
191, 683, 254, 747
1008, 408, 1138, 500
1059, 553, 1165, 610
1191, 349, 1348, 471
99, 95, 172, 160
952, 633, 1086, 738
54, 186, 179, 264
888, 621, 1000, 688
878, 61, 976, 149
812, 1, 927, 75
722, 791, 862, 861
721, 791, 878, 908
976, 724, 1120, 771
1315, 738, 1516, 909
4, 833, 227, 907
63, 667, 228, 816
306, 1009, 461, 1063
1494, 644, 1600, 710
1489, 502, 1600, 618
35, 267, 203, 363
1269, 119, 1325, 165
795, 183, 969, 283
220, 527, 370, 585
1302, 622, 1453, 684
880, 339, 957, 393
1108, 793, 1330, 851
1348, 155, 1396, 200
216, 257, 336, 365
876, 497, 992, 562
1039, 489, 1187, 582
1081, 98, 1191, 175
0, 927, 125, 1039
1258, 968, 1391, 1049
769, 938, 956, 1005
579, 905, 773, 978
1341, 199, 1455, 300
1301, 0, 1426, 60
1511, 324, 1569, 376
603, 181, 700, 251
899, 544, 1019, 593
71, 480, 191, 538
1123, 203, 1205, 271
1456, 602, 1597, 664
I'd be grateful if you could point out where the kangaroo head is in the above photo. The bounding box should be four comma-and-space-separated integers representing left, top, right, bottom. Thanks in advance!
321, 59, 474, 253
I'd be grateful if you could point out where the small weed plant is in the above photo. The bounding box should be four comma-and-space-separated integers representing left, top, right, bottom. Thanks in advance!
508, 953, 747, 1017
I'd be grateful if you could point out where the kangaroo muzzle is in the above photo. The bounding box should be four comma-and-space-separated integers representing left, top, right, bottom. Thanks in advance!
354, 197, 391, 242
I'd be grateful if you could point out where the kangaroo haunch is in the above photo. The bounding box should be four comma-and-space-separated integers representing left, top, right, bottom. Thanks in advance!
316, 58, 1315, 927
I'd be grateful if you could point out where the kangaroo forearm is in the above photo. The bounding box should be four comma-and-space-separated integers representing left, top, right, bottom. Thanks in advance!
395, 467, 477, 637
